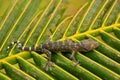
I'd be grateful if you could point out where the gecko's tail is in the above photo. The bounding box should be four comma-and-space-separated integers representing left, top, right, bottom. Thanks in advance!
7, 40, 43, 53
7, 41, 22, 52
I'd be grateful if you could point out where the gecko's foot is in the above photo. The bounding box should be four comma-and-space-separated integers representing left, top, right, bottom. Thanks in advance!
70, 51, 80, 66
73, 60, 80, 66
70, 57, 80, 66
44, 61, 54, 71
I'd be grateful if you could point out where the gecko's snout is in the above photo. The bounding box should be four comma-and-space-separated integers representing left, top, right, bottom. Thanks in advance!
81, 39, 99, 52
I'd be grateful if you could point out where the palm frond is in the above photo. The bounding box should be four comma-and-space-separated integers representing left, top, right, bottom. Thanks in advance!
0, 0, 120, 80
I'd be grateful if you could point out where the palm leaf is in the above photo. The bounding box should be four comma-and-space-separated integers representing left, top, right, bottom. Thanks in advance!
0, 0, 120, 80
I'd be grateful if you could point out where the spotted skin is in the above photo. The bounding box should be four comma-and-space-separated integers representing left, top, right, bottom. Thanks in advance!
7, 38, 99, 70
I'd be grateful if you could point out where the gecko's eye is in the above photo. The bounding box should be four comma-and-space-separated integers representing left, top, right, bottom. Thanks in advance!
81, 39, 99, 52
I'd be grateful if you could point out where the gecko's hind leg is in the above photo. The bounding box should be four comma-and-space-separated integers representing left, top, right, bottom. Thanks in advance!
42, 48, 54, 71
70, 51, 79, 66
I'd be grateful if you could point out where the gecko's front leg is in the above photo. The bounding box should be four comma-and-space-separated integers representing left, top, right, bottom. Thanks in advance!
42, 48, 54, 71
70, 51, 79, 66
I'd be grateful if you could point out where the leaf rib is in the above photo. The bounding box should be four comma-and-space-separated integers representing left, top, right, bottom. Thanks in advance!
51, 16, 73, 41
0, 0, 18, 30
3, 61, 35, 80
87, 34, 120, 62
0, 0, 31, 51
68, 23, 120, 40
76, 52, 120, 80
17, 56, 54, 80
35, 0, 62, 46
102, 0, 118, 26
93, 50, 120, 74
115, 13, 120, 24
76, 0, 95, 34
24, 0, 54, 46
88, 0, 109, 31
62, 2, 88, 39
8, 8, 42, 56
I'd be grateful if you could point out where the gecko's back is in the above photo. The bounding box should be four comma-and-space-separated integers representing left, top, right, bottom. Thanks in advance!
42, 39, 99, 52
42, 39, 74, 52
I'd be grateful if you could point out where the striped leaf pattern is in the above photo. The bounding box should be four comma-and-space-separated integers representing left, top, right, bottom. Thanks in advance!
0, 0, 120, 80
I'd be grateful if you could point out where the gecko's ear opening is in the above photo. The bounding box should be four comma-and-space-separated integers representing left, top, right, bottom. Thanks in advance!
81, 39, 99, 52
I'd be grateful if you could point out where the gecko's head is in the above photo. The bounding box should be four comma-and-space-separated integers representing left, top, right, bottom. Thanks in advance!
80, 39, 99, 52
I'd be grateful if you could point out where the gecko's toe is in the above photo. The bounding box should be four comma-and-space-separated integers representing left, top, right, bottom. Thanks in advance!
44, 61, 54, 71
73, 60, 80, 66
